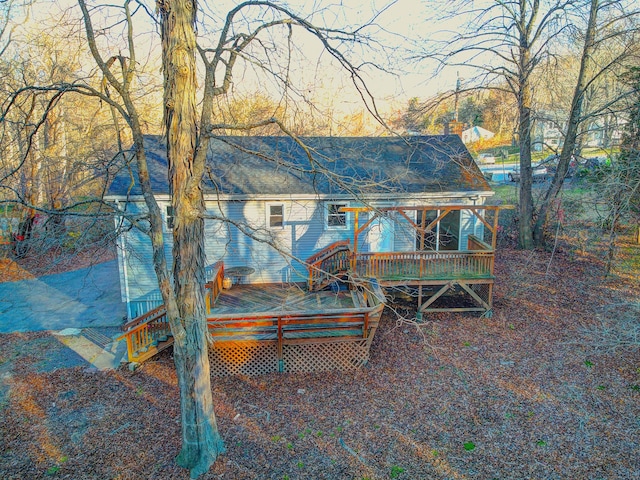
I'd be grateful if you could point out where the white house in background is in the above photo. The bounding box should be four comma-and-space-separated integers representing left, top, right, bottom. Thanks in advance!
106, 135, 494, 319
462, 126, 495, 144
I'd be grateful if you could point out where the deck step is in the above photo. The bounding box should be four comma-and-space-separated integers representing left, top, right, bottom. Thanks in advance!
82, 328, 115, 348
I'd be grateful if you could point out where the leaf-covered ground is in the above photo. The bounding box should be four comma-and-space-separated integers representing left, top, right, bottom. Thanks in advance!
1, 246, 639, 479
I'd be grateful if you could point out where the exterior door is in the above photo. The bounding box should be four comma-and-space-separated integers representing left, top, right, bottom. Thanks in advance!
367, 215, 395, 252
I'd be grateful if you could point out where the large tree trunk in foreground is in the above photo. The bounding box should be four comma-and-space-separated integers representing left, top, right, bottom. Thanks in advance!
158, 0, 224, 477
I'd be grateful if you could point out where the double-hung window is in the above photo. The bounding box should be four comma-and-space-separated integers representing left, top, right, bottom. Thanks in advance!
326, 202, 348, 229
267, 204, 284, 229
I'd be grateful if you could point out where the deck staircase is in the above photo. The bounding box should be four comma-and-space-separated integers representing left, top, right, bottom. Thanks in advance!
305, 240, 352, 291
117, 305, 174, 364
118, 262, 226, 364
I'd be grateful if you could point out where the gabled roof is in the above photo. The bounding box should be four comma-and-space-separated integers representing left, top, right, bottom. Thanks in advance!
108, 135, 491, 197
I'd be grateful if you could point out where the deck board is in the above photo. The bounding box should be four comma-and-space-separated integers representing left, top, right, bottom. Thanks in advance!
211, 284, 355, 316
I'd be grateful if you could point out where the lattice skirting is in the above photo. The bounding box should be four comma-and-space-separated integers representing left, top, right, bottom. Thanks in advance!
208, 335, 376, 377
282, 340, 370, 373
208, 341, 279, 376
470, 282, 492, 307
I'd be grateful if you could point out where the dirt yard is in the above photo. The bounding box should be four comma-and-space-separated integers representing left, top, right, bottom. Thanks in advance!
1, 245, 639, 479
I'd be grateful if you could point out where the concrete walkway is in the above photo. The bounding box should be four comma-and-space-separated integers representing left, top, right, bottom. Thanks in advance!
0, 260, 129, 370
0, 259, 125, 333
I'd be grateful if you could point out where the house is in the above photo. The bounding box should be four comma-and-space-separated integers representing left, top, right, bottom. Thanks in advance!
461, 126, 495, 144
109, 135, 502, 374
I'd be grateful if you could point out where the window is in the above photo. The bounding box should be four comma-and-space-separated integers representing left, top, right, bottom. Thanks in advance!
166, 206, 174, 230
326, 202, 348, 229
416, 209, 437, 250
268, 204, 284, 228
415, 209, 460, 251
438, 210, 460, 251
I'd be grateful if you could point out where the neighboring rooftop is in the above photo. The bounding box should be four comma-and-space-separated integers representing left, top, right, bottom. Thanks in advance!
108, 135, 491, 197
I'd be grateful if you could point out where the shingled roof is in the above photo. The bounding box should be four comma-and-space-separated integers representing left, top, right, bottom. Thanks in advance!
108, 135, 491, 197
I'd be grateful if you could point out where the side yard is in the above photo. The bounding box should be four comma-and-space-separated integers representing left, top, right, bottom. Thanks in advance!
1, 242, 639, 479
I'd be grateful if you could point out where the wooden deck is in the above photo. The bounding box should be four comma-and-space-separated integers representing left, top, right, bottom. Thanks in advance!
119, 268, 386, 375
118, 206, 509, 373
213, 284, 355, 315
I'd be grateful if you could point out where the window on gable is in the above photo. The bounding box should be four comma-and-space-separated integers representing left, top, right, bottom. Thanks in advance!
326, 202, 348, 229
268, 204, 284, 228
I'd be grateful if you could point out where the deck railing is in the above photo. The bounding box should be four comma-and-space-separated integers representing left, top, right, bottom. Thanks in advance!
352, 250, 494, 282
207, 278, 385, 371
118, 306, 171, 363
205, 261, 225, 313
306, 236, 496, 291
467, 234, 492, 251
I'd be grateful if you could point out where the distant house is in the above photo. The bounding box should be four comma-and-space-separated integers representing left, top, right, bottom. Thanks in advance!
462, 126, 495, 144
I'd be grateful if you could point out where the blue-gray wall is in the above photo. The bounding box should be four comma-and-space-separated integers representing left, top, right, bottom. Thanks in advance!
117, 196, 487, 318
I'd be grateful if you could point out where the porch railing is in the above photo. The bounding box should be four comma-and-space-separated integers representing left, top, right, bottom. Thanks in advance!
351, 250, 494, 282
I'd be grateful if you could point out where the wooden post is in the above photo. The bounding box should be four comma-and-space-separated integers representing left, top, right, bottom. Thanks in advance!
491, 209, 500, 250
418, 207, 426, 309
277, 315, 283, 372
352, 210, 359, 273
363, 311, 369, 338
125, 333, 134, 362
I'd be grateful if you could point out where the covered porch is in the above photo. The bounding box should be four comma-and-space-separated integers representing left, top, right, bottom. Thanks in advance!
307, 204, 508, 316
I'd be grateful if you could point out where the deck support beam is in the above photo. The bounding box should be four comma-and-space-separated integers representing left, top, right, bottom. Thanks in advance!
412, 279, 493, 315
418, 281, 454, 312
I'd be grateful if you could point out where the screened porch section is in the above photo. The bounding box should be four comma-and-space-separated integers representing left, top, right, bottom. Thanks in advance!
307, 205, 508, 315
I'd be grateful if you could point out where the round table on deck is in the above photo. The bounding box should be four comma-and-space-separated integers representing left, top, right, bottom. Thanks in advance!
225, 266, 255, 285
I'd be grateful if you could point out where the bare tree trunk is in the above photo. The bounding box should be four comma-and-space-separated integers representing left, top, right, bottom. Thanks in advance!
517, 1, 535, 250
534, 0, 599, 246
158, 1, 224, 476
518, 94, 534, 249
605, 204, 620, 276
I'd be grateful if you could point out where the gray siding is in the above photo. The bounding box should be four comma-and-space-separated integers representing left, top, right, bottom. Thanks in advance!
116, 195, 489, 317
202, 199, 353, 284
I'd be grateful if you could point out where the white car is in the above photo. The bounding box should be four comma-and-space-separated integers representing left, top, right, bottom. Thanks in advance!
477, 153, 496, 165
507, 164, 548, 182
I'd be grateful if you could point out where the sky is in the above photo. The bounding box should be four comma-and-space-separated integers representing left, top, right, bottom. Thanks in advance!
11, 0, 470, 117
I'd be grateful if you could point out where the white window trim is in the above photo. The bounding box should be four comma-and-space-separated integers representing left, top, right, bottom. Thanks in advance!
165, 204, 175, 231
325, 201, 350, 230
266, 203, 285, 229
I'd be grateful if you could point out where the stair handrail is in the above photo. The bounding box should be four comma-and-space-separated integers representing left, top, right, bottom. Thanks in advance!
306, 240, 352, 291
305, 239, 351, 266
205, 261, 225, 313
117, 305, 170, 362
121, 304, 167, 332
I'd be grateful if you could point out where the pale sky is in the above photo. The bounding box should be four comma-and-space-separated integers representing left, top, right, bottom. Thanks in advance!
13, 0, 469, 116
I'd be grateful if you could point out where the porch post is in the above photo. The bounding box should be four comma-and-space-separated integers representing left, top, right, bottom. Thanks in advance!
352, 210, 359, 273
